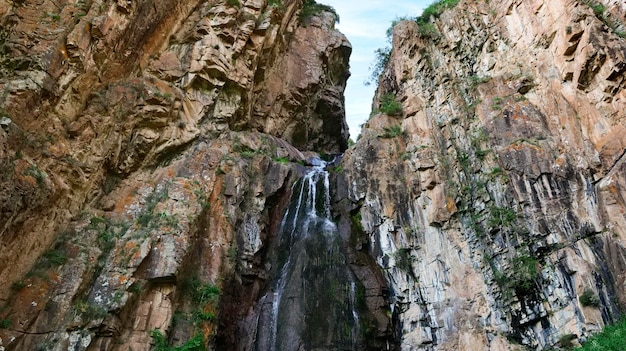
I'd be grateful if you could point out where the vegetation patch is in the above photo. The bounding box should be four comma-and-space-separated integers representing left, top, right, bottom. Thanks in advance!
579, 288, 600, 307
469, 75, 492, 87
394, 248, 414, 273
487, 206, 517, 229
416, 0, 459, 27
180, 276, 220, 326
150, 329, 206, 351
74, 300, 108, 321
136, 184, 170, 228
379, 93, 403, 115
576, 318, 626, 350
509, 255, 539, 292
226, 0, 240, 8
367, 47, 391, 85
273, 156, 290, 164
379, 125, 405, 139
583, 0, 626, 38
41, 249, 68, 267
299, 0, 339, 25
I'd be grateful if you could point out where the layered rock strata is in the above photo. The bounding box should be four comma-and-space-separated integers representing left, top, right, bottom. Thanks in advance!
344, 0, 626, 349
0, 0, 361, 350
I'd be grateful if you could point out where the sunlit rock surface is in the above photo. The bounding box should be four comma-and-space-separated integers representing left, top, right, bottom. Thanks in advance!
344, 0, 626, 349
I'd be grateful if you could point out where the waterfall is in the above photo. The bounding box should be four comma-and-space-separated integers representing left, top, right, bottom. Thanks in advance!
257, 159, 361, 351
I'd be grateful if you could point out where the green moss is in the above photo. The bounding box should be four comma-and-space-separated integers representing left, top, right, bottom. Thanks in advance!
418, 22, 439, 38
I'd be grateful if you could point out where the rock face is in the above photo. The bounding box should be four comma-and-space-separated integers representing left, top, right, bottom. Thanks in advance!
0, 0, 359, 350
344, 0, 626, 350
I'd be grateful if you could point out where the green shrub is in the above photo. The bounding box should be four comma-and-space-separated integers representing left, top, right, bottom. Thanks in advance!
587, 1, 605, 16
194, 310, 216, 322
509, 255, 538, 291
150, 330, 206, 351
23, 165, 46, 185
379, 125, 404, 139
394, 248, 413, 272
42, 249, 67, 266
418, 22, 438, 38
469, 75, 491, 87
226, 0, 240, 8
74, 301, 108, 320
559, 333, 576, 349
416, 0, 460, 24
576, 318, 626, 350
487, 206, 516, 228
181, 276, 220, 305
136, 185, 169, 228
579, 288, 600, 307
0, 318, 11, 328
273, 156, 289, 163
379, 93, 403, 115
367, 47, 391, 85
11, 280, 25, 291
299, 0, 338, 25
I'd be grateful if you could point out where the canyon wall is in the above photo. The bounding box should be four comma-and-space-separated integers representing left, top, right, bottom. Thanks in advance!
3, 0, 626, 350
0, 0, 378, 350
344, 0, 626, 350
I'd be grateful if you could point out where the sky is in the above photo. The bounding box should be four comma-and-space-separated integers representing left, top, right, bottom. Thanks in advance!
322, 0, 433, 139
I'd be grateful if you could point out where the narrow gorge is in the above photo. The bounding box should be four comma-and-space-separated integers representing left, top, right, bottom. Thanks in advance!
0, 0, 625, 350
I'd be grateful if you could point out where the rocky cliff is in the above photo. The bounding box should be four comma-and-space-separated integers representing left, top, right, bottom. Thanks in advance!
344, 0, 626, 350
3, 0, 626, 350
0, 0, 369, 350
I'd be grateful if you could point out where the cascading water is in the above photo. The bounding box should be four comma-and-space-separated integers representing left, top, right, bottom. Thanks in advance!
255, 158, 361, 351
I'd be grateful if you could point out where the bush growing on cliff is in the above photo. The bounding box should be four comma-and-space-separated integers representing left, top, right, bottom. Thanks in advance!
151, 329, 206, 351
416, 0, 460, 24
509, 255, 539, 292
379, 125, 405, 139
299, 0, 339, 25
226, 0, 240, 8
583, 0, 626, 38
576, 318, 626, 350
366, 47, 391, 86
579, 288, 600, 307
379, 93, 403, 115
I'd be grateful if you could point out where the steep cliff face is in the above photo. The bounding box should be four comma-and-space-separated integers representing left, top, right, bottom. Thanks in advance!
0, 0, 360, 350
344, 0, 626, 350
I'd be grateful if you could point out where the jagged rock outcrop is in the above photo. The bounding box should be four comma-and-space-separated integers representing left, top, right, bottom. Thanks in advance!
344, 0, 626, 350
0, 0, 358, 350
